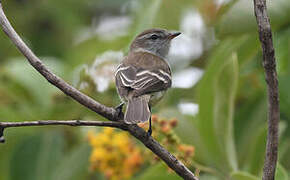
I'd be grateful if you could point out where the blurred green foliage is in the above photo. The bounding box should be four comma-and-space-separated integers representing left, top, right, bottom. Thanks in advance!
0, 0, 290, 179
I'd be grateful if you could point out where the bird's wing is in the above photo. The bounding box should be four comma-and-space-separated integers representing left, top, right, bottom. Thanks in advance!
115, 64, 136, 98
131, 69, 171, 97
115, 64, 171, 97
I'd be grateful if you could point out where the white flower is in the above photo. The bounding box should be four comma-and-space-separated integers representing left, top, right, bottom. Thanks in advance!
95, 16, 132, 41
169, 9, 205, 65
75, 51, 124, 92
89, 51, 123, 92
74, 16, 132, 44
178, 102, 199, 116
172, 68, 204, 89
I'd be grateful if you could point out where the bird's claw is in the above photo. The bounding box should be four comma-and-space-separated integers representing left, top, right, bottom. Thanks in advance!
147, 128, 152, 136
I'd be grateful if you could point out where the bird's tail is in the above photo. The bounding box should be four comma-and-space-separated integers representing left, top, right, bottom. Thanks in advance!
124, 95, 151, 124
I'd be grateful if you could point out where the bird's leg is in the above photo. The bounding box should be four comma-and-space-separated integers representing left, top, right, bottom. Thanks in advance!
147, 116, 152, 136
147, 106, 152, 136
115, 102, 124, 119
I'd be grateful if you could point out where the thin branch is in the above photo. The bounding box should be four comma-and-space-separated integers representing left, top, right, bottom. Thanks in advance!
0, 120, 126, 129
0, 2, 198, 180
0, 3, 117, 121
127, 125, 198, 179
253, 0, 280, 180
0, 120, 127, 143
0, 120, 197, 180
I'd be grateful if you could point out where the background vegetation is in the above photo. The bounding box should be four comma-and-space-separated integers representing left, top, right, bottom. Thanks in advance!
0, 0, 289, 179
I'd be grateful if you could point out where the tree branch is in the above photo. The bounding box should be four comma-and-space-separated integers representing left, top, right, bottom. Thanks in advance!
0, 120, 126, 129
253, 0, 280, 180
0, 120, 197, 180
0, 3, 117, 121
0, 2, 198, 180
0, 120, 127, 143
127, 125, 197, 179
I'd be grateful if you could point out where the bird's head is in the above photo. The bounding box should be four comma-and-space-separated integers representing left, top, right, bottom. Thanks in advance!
130, 28, 181, 58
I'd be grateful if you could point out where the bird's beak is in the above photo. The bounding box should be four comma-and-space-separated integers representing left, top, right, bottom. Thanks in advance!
168, 32, 181, 39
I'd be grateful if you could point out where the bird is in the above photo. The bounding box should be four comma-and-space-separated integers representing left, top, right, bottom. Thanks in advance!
114, 28, 181, 135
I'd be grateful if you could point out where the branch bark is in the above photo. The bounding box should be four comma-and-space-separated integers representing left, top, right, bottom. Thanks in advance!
0, 120, 197, 180
0, 2, 198, 180
253, 0, 280, 179
0, 3, 117, 121
0, 120, 127, 143
0, 120, 126, 129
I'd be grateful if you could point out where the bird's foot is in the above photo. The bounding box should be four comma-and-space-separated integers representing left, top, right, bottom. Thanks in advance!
147, 128, 152, 136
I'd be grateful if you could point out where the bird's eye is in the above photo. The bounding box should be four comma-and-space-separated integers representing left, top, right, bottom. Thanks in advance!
150, 34, 159, 40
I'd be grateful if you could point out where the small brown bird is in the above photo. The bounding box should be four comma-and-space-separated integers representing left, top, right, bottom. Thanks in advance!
115, 28, 181, 135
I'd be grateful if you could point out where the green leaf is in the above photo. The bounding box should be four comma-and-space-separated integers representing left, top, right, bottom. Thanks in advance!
34, 132, 65, 180
133, 0, 162, 33
134, 163, 182, 180
198, 174, 220, 180
50, 144, 91, 180
275, 28, 290, 74
240, 122, 287, 176
5, 58, 64, 108
196, 39, 240, 172
243, 124, 267, 175
216, 0, 290, 36
230, 171, 259, 180
275, 163, 289, 180
9, 130, 65, 180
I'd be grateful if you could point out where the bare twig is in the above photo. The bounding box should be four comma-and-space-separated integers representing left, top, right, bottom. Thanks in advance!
127, 125, 197, 179
0, 120, 126, 129
0, 120, 127, 143
0, 2, 198, 180
253, 0, 280, 179
0, 120, 197, 180
0, 3, 117, 121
